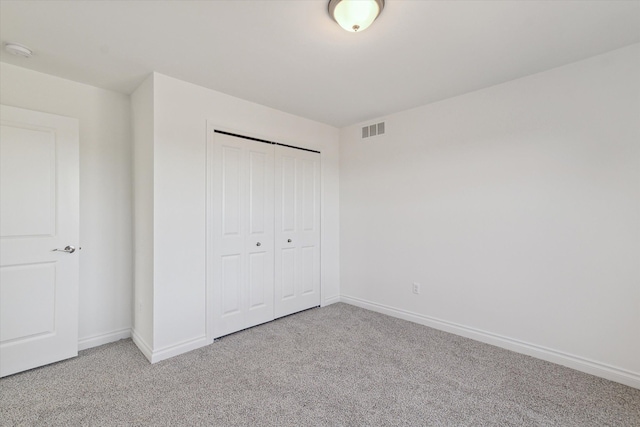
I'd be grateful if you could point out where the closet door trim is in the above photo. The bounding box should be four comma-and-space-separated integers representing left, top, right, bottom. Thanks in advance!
213, 129, 321, 154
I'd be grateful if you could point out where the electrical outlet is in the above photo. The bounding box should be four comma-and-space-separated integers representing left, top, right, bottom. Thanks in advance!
412, 282, 421, 295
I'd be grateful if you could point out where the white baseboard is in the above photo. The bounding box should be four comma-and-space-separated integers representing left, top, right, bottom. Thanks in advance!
131, 329, 153, 362
150, 335, 209, 363
131, 329, 209, 364
340, 295, 640, 389
78, 328, 131, 351
322, 295, 341, 306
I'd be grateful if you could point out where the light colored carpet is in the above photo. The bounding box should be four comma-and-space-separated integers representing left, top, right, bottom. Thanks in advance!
1, 303, 638, 426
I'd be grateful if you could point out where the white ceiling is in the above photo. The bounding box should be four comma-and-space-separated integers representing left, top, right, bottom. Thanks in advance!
1, 1, 639, 128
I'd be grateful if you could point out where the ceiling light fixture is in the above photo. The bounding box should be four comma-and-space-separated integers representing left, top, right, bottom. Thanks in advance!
328, 0, 385, 33
4, 43, 32, 58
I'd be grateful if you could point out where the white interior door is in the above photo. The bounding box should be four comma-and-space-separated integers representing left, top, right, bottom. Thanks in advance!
208, 132, 274, 339
0, 105, 79, 377
274, 145, 320, 318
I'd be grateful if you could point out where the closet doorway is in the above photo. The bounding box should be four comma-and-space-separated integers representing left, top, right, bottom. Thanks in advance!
206, 129, 321, 339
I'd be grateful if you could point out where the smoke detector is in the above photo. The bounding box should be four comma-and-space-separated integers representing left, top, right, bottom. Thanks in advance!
4, 43, 32, 58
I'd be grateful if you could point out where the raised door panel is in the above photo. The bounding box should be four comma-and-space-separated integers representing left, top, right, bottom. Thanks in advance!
280, 248, 296, 300
280, 155, 297, 233
248, 252, 267, 308
249, 151, 267, 235
301, 159, 317, 233
222, 146, 242, 237
0, 126, 55, 238
0, 263, 56, 342
221, 255, 242, 316
300, 246, 316, 296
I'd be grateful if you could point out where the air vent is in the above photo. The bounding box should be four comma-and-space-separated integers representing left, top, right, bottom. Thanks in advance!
361, 121, 385, 139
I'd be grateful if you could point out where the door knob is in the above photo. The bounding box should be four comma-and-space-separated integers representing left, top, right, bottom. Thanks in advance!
287, 239, 292, 243
256, 242, 261, 247
52, 245, 76, 254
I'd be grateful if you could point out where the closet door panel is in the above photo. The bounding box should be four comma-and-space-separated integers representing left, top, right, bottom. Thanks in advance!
300, 246, 316, 295
245, 145, 274, 328
209, 131, 320, 337
222, 146, 242, 236
249, 151, 266, 234
275, 146, 320, 318
280, 248, 296, 299
280, 155, 297, 232
211, 139, 245, 337
302, 159, 317, 231
248, 253, 267, 308
209, 132, 274, 339
221, 255, 242, 316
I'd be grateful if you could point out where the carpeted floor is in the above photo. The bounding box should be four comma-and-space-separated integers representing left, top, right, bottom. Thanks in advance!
1, 303, 639, 426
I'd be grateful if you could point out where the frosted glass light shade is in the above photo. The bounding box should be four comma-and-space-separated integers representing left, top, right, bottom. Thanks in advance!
328, 0, 385, 33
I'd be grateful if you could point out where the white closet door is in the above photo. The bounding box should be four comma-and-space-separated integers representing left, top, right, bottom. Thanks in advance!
209, 133, 274, 338
0, 105, 79, 377
274, 145, 321, 318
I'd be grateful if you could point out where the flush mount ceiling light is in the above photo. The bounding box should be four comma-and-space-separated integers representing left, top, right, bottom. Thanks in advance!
4, 43, 32, 58
328, 0, 385, 33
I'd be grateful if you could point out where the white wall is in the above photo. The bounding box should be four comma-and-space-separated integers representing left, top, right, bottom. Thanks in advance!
339, 44, 640, 387
131, 74, 155, 354
0, 63, 133, 349
136, 73, 340, 359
